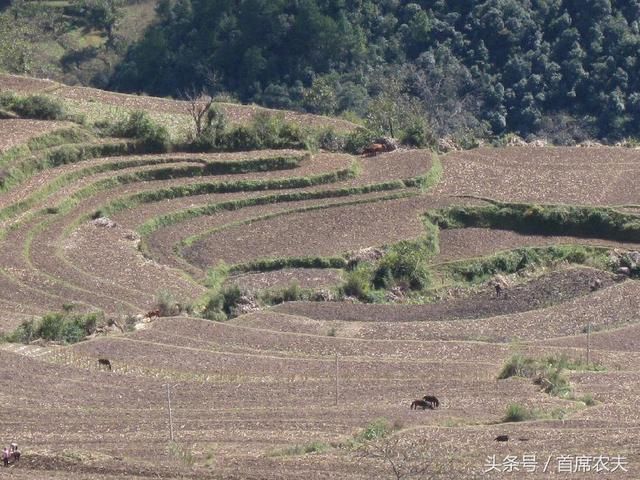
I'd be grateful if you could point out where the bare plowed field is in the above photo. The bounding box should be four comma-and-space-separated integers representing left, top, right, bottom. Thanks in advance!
0, 119, 73, 152
228, 268, 344, 292
2, 76, 640, 479
435, 146, 640, 204
274, 267, 617, 323
272, 274, 640, 342
182, 196, 429, 268
436, 227, 640, 262
0, 73, 59, 93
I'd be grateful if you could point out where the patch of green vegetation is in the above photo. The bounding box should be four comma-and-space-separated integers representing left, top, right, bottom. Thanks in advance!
0, 92, 66, 120
499, 353, 605, 400
233, 256, 348, 274
335, 218, 439, 302
201, 284, 243, 320
3, 310, 104, 344
356, 418, 393, 442
0, 137, 136, 197
201, 278, 336, 320
167, 441, 195, 468
579, 394, 596, 406
269, 441, 329, 457
428, 203, 640, 243
441, 245, 611, 284
102, 160, 357, 216
498, 353, 538, 380
341, 263, 377, 301
503, 403, 537, 422
96, 110, 170, 152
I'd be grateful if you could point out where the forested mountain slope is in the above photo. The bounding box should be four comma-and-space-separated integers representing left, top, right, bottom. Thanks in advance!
111, 0, 640, 142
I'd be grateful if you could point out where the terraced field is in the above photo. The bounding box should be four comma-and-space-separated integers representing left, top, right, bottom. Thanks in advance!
1, 74, 640, 478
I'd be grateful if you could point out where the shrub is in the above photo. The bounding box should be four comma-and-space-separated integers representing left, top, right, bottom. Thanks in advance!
580, 394, 596, 406
0, 93, 65, 120
191, 105, 227, 151
270, 441, 329, 457
400, 118, 435, 148
261, 282, 305, 305
154, 290, 179, 317
203, 285, 244, 320
341, 264, 374, 301
223, 125, 261, 151
6, 311, 103, 344
356, 418, 392, 442
374, 241, 432, 290
344, 127, 376, 154
503, 403, 534, 422
316, 128, 347, 151
498, 353, 538, 379
109, 111, 169, 152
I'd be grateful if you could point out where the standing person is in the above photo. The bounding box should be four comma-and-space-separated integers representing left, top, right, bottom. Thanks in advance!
2, 447, 9, 467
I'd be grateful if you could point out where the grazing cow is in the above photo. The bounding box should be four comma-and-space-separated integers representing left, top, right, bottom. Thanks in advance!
423, 395, 440, 408
495, 435, 509, 442
362, 143, 386, 157
98, 358, 112, 371
410, 399, 434, 410
147, 309, 161, 318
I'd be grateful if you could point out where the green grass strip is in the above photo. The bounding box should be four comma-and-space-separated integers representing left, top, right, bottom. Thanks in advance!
433, 245, 612, 284
102, 158, 354, 215
135, 156, 442, 238
427, 202, 640, 242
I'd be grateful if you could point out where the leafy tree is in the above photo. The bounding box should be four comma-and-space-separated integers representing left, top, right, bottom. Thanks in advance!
107, 0, 640, 141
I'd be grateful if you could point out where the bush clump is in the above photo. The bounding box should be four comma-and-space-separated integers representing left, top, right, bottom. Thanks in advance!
429, 203, 640, 242
356, 418, 393, 442
373, 240, 433, 291
0, 92, 66, 120
498, 353, 538, 380
503, 403, 535, 422
202, 285, 244, 320
100, 111, 170, 152
5, 311, 103, 344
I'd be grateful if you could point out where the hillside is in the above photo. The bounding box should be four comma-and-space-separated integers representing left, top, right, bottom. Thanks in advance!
110, 0, 640, 143
0, 74, 639, 478
4, 1, 640, 147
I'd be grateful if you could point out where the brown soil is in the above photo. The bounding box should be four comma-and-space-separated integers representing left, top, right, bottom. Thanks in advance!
435, 227, 640, 262
0, 73, 59, 93
0, 119, 72, 152
228, 269, 344, 292
435, 146, 640, 205
3, 77, 640, 479
274, 267, 618, 323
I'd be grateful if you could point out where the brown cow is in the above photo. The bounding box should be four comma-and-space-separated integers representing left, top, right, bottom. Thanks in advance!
362, 143, 386, 157
98, 358, 112, 371
147, 309, 161, 318
410, 399, 434, 410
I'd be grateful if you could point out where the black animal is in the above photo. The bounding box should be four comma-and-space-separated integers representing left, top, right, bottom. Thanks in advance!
410, 399, 434, 410
98, 358, 112, 371
494, 283, 503, 297
423, 395, 440, 408
495, 435, 509, 442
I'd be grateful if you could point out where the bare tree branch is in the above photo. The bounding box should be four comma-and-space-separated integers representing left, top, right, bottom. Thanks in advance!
181, 87, 214, 138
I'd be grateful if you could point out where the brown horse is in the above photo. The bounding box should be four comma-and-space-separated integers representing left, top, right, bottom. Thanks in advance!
423, 395, 440, 408
362, 143, 386, 157
98, 358, 112, 371
410, 399, 434, 410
